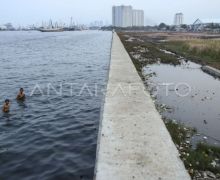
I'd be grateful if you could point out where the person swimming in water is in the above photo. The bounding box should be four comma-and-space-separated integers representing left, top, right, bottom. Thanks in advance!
2, 99, 10, 113
17, 88, 25, 100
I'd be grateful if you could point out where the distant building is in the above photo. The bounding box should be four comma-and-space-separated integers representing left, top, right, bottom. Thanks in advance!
112, 5, 133, 27
0, 25, 7, 30
132, 10, 144, 27
5, 23, 15, 30
174, 13, 184, 26
0, 23, 15, 31
112, 5, 144, 27
90, 20, 103, 27
192, 18, 220, 31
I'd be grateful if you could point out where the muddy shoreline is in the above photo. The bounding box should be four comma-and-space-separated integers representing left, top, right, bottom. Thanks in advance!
118, 32, 220, 179
118, 32, 220, 70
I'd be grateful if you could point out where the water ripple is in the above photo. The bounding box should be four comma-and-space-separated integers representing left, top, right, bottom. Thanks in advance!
0, 31, 112, 180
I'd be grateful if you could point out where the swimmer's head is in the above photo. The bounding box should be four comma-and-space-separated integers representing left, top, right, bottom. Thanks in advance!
20, 88, 24, 93
5, 99, 10, 104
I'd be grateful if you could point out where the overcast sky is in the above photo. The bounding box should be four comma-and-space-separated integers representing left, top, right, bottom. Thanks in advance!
0, 0, 220, 26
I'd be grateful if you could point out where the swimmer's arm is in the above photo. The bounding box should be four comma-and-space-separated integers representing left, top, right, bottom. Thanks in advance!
17, 94, 25, 99
17, 94, 22, 99
2, 105, 6, 112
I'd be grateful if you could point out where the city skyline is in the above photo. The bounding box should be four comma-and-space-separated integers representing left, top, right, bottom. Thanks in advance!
0, 0, 220, 26
112, 5, 144, 27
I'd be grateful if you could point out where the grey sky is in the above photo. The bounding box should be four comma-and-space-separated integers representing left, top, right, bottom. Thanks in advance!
0, 0, 220, 26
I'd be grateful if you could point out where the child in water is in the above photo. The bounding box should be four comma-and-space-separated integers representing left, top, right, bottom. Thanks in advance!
2, 99, 10, 113
17, 88, 25, 100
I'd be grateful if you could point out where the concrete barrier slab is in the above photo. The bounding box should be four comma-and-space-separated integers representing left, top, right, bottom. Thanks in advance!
94, 33, 190, 180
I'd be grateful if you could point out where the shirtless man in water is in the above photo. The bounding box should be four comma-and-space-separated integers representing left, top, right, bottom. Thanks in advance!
17, 88, 25, 100
2, 99, 10, 113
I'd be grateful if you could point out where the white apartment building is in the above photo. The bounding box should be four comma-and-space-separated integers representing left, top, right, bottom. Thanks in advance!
112, 5, 132, 27
132, 10, 144, 26
174, 13, 184, 26
112, 5, 144, 27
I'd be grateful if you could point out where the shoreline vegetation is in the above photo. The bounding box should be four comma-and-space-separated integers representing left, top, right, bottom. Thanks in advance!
163, 40, 220, 70
119, 32, 220, 70
118, 32, 220, 179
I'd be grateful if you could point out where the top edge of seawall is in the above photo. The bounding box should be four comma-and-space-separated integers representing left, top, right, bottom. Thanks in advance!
94, 32, 190, 180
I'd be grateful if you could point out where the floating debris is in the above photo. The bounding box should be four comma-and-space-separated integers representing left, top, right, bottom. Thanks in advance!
211, 161, 217, 168
126, 37, 135, 42
159, 49, 176, 55
203, 136, 208, 140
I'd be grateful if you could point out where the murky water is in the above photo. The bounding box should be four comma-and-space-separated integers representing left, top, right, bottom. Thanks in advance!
0, 31, 112, 180
143, 60, 220, 146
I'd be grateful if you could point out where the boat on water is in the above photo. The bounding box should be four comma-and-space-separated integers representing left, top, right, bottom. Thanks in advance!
38, 18, 82, 32
38, 28, 64, 32
38, 19, 64, 32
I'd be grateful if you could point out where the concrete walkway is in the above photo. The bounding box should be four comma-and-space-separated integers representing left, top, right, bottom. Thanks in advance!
94, 33, 190, 180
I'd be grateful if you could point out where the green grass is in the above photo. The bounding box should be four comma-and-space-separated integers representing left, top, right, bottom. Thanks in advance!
118, 33, 180, 75
140, 43, 180, 65
186, 143, 220, 174
162, 40, 220, 69
165, 120, 220, 176
165, 120, 195, 145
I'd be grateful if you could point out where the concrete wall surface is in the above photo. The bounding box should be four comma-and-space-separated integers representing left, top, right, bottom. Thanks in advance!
94, 33, 191, 180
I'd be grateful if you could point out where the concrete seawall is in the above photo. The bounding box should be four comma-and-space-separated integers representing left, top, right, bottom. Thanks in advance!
202, 65, 220, 78
94, 33, 190, 180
